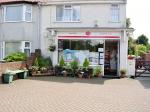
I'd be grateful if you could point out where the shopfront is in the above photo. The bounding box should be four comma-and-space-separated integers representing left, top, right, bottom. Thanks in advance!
57, 33, 120, 76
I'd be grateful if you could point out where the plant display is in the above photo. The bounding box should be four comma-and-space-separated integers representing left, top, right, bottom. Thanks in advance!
70, 59, 79, 70
120, 69, 127, 78
59, 56, 66, 67
70, 59, 79, 76
31, 66, 39, 73
94, 66, 102, 77
4, 52, 27, 62
83, 58, 89, 69
49, 45, 56, 51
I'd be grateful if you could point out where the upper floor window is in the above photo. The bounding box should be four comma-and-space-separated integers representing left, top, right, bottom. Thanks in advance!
111, 4, 120, 22
56, 5, 80, 22
4, 5, 32, 22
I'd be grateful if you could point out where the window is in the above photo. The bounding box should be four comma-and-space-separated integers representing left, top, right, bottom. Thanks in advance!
111, 4, 120, 22
4, 5, 32, 22
5, 5, 23, 21
21, 41, 31, 57
25, 5, 32, 21
56, 5, 80, 22
5, 42, 21, 56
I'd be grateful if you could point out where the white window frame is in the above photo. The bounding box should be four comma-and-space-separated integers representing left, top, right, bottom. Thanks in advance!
110, 4, 120, 23
0, 41, 5, 60
21, 41, 31, 53
56, 5, 81, 22
21, 41, 31, 54
4, 4, 32, 22
24, 5, 32, 22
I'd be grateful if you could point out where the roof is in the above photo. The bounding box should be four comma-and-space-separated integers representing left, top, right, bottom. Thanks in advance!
0, 0, 43, 4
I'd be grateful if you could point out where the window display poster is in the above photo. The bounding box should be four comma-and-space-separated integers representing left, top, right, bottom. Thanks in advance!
63, 50, 89, 65
89, 52, 99, 65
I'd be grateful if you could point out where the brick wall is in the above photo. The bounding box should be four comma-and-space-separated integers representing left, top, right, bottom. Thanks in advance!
0, 61, 26, 83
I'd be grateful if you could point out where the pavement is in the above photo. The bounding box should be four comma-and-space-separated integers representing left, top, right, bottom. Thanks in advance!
0, 76, 150, 112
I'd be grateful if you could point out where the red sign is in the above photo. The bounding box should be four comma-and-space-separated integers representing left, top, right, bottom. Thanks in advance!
85, 31, 91, 36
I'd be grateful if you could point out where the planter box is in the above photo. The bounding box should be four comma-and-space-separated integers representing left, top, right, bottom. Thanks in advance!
3, 74, 13, 84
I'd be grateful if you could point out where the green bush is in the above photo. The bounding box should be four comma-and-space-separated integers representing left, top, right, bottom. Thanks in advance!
4, 52, 27, 62
59, 56, 66, 67
34, 56, 52, 68
83, 58, 89, 69
93, 66, 102, 76
70, 59, 79, 70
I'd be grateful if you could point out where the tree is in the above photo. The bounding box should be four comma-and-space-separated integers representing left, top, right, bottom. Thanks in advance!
128, 37, 136, 55
135, 44, 147, 56
136, 34, 149, 45
126, 18, 131, 28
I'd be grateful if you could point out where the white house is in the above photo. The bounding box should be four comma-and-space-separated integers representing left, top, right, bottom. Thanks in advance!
40, 0, 133, 77
0, 0, 134, 77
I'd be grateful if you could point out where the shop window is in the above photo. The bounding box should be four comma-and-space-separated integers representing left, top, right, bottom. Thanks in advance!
58, 40, 104, 65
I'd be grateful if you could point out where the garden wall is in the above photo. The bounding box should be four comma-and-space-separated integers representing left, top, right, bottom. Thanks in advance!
0, 61, 26, 83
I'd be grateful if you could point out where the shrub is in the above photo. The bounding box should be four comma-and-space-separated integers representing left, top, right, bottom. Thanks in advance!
59, 56, 66, 67
4, 52, 27, 62
94, 66, 102, 76
34, 56, 52, 68
70, 59, 79, 70
83, 58, 89, 69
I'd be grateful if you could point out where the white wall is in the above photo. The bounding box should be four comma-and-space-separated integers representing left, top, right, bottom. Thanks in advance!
50, 4, 126, 28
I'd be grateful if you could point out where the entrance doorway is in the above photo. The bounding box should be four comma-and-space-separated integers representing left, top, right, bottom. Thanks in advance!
104, 40, 119, 76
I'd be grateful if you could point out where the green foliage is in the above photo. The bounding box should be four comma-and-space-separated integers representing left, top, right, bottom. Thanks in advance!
4, 52, 27, 62
59, 56, 66, 67
120, 69, 127, 74
70, 59, 79, 70
94, 66, 102, 76
136, 34, 149, 45
34, 56, 52, 68
135, 44, 147, 56
126, 18, 131, 28
83, 58, 89, 68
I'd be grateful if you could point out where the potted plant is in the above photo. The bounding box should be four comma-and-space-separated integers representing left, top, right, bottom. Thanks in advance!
120, 69, 127, 78
31, 66, 39, 74
77, 68, 83, 78
49, 45, 56, 52
70, 59, 79, 77
83, 58, 89, 69
94, 66, 102, 77
40, 67, 47, 73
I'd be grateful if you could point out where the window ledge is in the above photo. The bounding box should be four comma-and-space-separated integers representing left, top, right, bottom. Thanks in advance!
54, 21, 81, 23
3, 21, 33, 23
108, 21, 121, 23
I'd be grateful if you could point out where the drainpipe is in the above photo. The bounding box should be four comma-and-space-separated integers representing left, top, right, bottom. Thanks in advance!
37, 2, 42, 50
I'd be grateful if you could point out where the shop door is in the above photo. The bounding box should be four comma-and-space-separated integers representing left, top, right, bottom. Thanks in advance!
104, 41, 118, 76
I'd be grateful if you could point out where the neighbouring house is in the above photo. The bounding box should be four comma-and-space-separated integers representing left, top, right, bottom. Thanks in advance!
0, 0, 41, 59
0, 0, 134, 77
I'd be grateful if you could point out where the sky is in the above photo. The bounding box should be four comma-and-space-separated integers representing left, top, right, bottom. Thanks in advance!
127, 0, 150, 40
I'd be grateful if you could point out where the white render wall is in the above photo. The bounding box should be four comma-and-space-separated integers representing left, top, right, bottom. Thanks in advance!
40, 1, 128, 69
50, 4, 126, 28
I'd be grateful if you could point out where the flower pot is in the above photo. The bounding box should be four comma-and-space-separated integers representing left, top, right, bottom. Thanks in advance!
120, 73, 126, 78
78, 73, 83, 78
3, 74, 13, 84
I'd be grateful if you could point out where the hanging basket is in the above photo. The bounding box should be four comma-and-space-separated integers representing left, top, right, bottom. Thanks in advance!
49, 45, 56, 52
